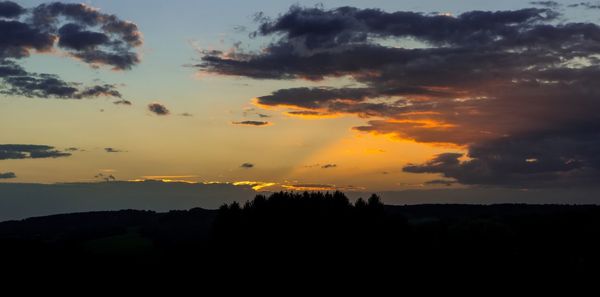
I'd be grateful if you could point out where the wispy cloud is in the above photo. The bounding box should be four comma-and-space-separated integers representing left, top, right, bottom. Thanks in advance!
113, 99, 132, 105
104, 147, 125, 153
232, 120, 271, 126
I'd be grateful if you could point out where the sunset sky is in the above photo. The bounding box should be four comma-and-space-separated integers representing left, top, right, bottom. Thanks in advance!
2, 0, 600, 196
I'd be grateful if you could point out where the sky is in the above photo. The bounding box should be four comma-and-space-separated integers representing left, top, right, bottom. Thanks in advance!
2, 0, 600, 200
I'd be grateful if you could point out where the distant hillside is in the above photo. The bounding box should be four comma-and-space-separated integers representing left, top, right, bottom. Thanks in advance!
2, 191, 600, 281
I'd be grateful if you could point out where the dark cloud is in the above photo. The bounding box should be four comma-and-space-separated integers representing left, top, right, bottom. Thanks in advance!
404, 125, 600, 187
78, 84, 122, 98
104, 147, 124, 153
232, 120, 270, 126
321, 164, 337, 169
424, 179, 458, 186
199, 7, 559, 78
0, 144, 72, 160
95, 173, 116, 182
148, 103, 170, 116
240, 163, 254, 168
1, 77, 124, 99
0, 172, 16, 179
0, 2, 141, 99
198, 5, 600, 187
113, 99, 132, 105
404, 153, 463, 174
0, 1, 23, 18
269, 6, 555, 45
257, 87, 373, 109
58, 23, 109, 50
0, 62, 122, 99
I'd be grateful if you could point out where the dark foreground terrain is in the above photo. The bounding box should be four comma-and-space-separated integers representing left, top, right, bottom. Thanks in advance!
2, 191, 600, 284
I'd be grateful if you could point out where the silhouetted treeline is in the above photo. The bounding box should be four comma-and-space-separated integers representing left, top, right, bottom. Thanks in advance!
2, 191, 600, 283
211, 191, 407, 266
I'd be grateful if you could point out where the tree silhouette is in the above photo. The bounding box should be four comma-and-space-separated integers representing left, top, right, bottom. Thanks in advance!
2, 192, 600, 281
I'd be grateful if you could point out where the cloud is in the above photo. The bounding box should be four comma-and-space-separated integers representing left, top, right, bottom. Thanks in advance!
0, 1, 23, 18
424, 179, 458, 186
95, 172, 116, 182
197, 5, 600, 187
404, 153, 463, 173
1, 68, 123, 99
568, 2, 600, 9
232, 180, 276, 191
232, 120, 270, 126
256, 87, 374, 109
0, 144, 72, 159
240, 163, 254, 168
148, 103, 170, 116
242, 107, 270, 118
529, 1, 560, 8
285, 110, 337, 119
321, 164, 337, 169
404, 127, 600, 187
58, 23, 109, 51
281, 184, 364, 191
31, 2, 142, 68
0, 172, 16, 179
0, 1, 142, 99
287, 111, 317, 116
113, 99, 132, 105
104, 147, 125, 153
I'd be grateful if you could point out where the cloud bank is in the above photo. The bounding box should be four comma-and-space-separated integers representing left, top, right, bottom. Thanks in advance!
0, 144, 72, 159
198, 5, 600, 187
